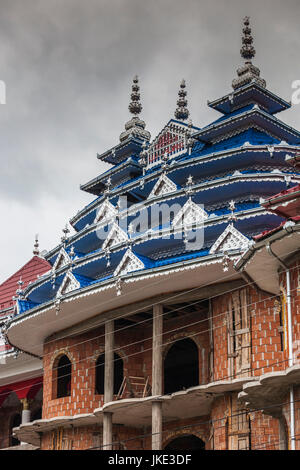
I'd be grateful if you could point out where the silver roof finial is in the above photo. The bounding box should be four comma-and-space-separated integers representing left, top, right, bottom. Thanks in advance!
129, 75, 142, 116
241, 16, 255, 63
33, 234, 39, 256
174, 79, 189, 121
119, 76, 151, 143
232, 17, 266, 90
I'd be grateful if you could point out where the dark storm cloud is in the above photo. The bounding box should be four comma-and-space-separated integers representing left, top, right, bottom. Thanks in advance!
0, 0, 299, 281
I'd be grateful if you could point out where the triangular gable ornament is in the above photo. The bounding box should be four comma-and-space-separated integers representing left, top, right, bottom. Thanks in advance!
102, 222, 128, 250
56, 271, 80, 298
210, 225, 249, 254
53, 247, 71, 271
149, 174, 177, 199
94, 199, 117, 225
172, 199, 208, 228
114, 249, 145, 277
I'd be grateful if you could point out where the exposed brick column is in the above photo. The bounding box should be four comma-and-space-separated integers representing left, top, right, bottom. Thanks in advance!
152, 304, 163, 450
103, 320, 114, 450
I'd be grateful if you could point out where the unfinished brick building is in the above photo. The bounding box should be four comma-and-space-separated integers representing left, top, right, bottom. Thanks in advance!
2, 17, 300, 450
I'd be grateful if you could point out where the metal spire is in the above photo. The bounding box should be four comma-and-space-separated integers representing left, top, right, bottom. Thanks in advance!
232, 16, 266, 90
174, 79, 189, 121
128, 75, 142, 116
33, 234, 39, 256
119, 76, 151, 143
240, 16, 255, 63
61, 223, 70, 245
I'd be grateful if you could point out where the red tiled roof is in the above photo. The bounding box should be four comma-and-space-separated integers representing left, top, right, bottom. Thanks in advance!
254, 216, 300, 241
264, 183, 300, 203
0, 256, 51, 312
261, 183, 300, 219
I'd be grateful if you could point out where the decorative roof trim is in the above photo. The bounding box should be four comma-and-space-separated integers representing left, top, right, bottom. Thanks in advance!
114, 249, 145, 277
172, 198, 208, 228
102, 223, 128, 250
148, 173, 177, 199
193, 108, 300, 142
24, 206, 272, 300
80, 157, 141, 192
56, 271, 80, 298
207, 82, 291, 113
48, 170, 300, 262
94, 199, 117, 225
69, 145, 300, 228
8, 252, 243, 330
52, 247, 71, 271
210, 224, 250, 254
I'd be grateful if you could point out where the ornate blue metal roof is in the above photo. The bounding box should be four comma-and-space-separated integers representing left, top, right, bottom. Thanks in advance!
16, 55, 300, 318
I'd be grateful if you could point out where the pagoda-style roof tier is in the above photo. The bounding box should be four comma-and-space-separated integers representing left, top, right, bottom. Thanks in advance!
6, 32, 300, 352
15, 169, 299, 315
24, 219, 281, 307
80, 156, 142, 196
47, 201, 280, 264
193, 104, 300, 145
7, 256, 244, 357
207, 82, 291, 115
70, 136, 300, 231
97, 136, 145, 166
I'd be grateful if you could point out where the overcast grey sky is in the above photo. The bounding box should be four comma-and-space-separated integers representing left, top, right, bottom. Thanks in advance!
0, 0, 299, 283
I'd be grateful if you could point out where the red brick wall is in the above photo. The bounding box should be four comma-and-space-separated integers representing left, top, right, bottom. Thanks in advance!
282, 385, 300, 450
279, 261, 300, 364
39, 282, 296, 450
42, 307, 210, 421
249, 287, 286, 376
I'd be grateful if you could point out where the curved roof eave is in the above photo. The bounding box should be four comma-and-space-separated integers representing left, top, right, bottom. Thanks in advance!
235, 220, 300, 294
25, 206, 275, 300
7, 252, 242, 357
67, 161, 300, 236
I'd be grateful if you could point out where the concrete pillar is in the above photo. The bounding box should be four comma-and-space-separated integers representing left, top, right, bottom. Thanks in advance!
152, 401, 163, 450
20, 398, 31, 446
152, 304, 163, 450
20, 398, 31, 425
103, 412, 113, 450
279, 416, 288, 450
103, 320, 114, 450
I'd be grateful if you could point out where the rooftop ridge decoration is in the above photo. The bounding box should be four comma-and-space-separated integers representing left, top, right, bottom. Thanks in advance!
94, 199, 117, 225
56, 271, 80, 298
232, 16, 266, 91
148, 173, 177, 198
33, 234, 39, 256
61, 223, 70, 245
174, 79, 189, 121
172, 198, 208, 228
114, 249, 145, 278
210, 224, 250, 254
102, 222, 128, 250
119, 75, 151, 143
147, 120, 195, 168
53, 247, 71, 271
